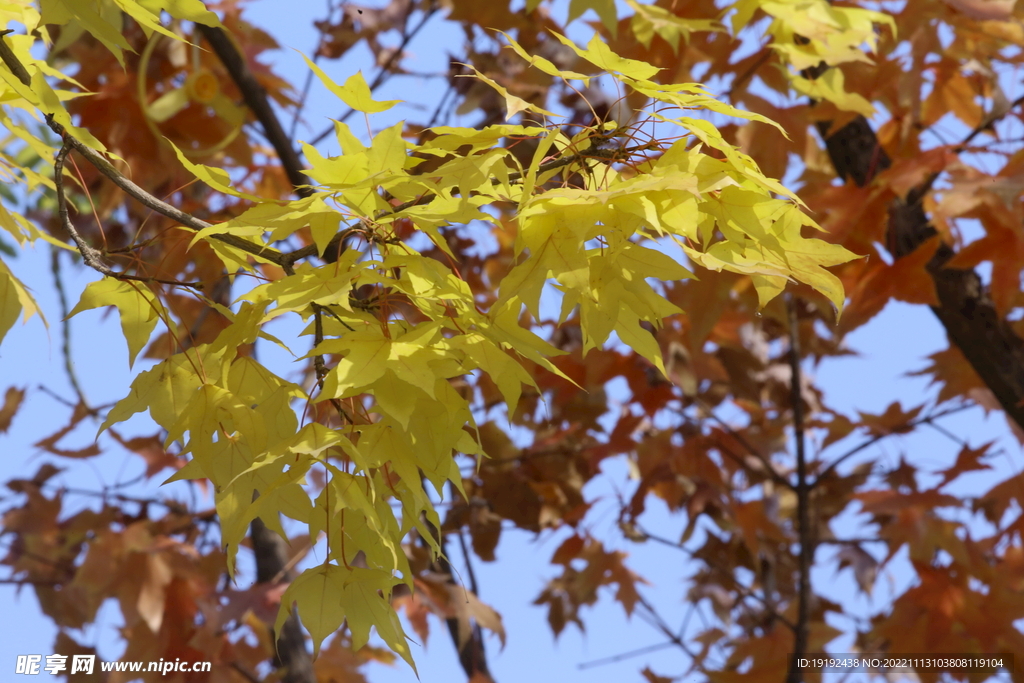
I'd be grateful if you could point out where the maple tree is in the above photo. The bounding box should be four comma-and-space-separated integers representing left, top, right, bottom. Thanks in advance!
1, 0, 1023, 682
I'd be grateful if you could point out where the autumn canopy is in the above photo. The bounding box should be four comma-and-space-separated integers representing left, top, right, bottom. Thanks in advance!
0, 0, 1022, 682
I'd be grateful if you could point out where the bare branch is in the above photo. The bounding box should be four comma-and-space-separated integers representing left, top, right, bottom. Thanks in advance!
912, 91, 1024, 200
289, 0, 338, 141
813, 85, 1024, 432
0, 29, 30, 83
49, 248, 91, 410
786, 296, 811, 683
54, 145, 205, 290
421, 513, 495, 681
814, 404, 973, 485
578, 641, 676, 670
251, 515, 316, 683
196, 24, 313, 198
0, 32, 288, 268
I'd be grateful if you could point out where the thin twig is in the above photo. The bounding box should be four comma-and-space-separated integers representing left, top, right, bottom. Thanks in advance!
672, 403, 795, 492
697, 402, 796, 492
637, 525, 798, 630
578, 641, 676, 669
424, 81, 455, 129
924, 420, 971, 448
814, 404, 973, 485
49, 248, 90, 410
912, 92, 1024, 202
290, 0, 337, 142
309, 3, 439, 146
54, 146, 204, 289
634, 593, 697, 658
786, 296, 810, 683
0, 33, 287, 267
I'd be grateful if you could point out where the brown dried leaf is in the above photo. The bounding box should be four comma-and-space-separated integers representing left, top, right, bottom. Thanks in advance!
0, 386, 24, 432
909, 345, 988, 405
937, 442, 993, 488
136, 553, 173, 633
836, 545, 879, 595
32, 402, 101, 459
857, 402, 924, 436
642, 667, 677, 683
6, 463, 63, 493
942, 0, 1016, 20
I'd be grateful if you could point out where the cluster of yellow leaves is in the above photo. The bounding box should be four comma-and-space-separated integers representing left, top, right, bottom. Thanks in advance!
730, 0, 894, 115
135, 32, 855, 662
0, 4, 857, 666
0, 0, 222, 347
524, 0, 890, 115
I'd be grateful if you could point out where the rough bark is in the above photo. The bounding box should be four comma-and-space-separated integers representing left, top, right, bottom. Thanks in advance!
251, 517, 316, 683
197, 25, 313, 198
817, 117, 1024, 430
418, 528, 494, 682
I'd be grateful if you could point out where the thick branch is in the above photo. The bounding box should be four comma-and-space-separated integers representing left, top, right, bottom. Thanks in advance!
816, 109, 1024, 431
421, 518, 494, 681
251, 516, 316, 683
196, 25, 313, 198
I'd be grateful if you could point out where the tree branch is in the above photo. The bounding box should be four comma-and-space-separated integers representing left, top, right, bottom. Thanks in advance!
0, 33, 294, 270
308, 3, 439, 147
421, 517, 494, 681
635, 524, 798, 631
0, 33, 288, 268
251, 515, 316, 683
814, 404, 973, 485
4, 34, 317, 683
577, 641, 676, 670
196, 25, 313, 198
815, 95, 1024, 432
49, 248, 91, 410
786, 297, 812, 683
54, 145, 204, 290
289, 0, 338, 142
